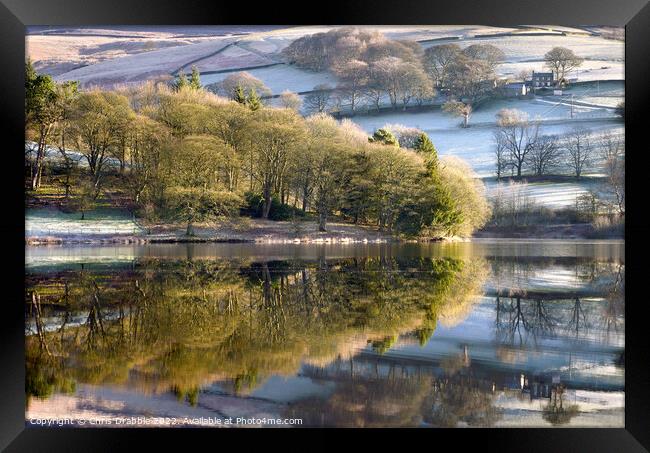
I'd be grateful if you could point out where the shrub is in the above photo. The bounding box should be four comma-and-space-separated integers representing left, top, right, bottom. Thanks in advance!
242, 192, 305, 221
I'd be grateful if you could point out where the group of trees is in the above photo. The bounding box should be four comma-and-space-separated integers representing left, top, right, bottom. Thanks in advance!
173, 65, 203, 91
493, 109, 621, 178
282, 28, 505, 115
492, 108, 624, 216
26, 60, 490, 238
26, 255, 487, 405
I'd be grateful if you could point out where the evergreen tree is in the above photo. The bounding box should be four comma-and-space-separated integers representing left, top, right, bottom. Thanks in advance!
246, 87, 262, 111
25, 58, 37, 87
414, 132, 438, 170
368, 128, 398, 147
189, 65, 202, 90
233, 84, 246, 104
174, 71, 189, 91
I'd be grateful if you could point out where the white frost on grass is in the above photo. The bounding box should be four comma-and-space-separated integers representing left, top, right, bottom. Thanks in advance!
499, 60, 624, 82
422, 34, 624, 64
351, 106, 623, 172
484, 181, 600, 209
55, 38, 235, 86
179, 44, 271, 73
26, 207, 142, 237
25, 141, 122, 169
201, 64, 338, 95
39, 26, 624, 90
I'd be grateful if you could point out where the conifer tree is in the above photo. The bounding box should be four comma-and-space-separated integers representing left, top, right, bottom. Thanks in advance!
233, 84, 246, 104
368, 128, 398, 147
189, 65, 202, 90
414, 132, 438, 170
174, 71, 189, 91
246, 87, 262, 111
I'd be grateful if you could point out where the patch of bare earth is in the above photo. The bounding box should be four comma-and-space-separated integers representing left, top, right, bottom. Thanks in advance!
143, 219, 395, 243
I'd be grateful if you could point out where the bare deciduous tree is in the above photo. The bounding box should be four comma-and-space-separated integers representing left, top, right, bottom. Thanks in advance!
304, 84, 332, 113
528, 134, 560, 176
462, 44, 505, 70
212, 72, 272, 99
279, 90, 303, 111
563, 127, 594, 179
494, 109, 539, 178
446, 55, 495, 104
493, 131, 510, 180
443, 100, 473, 128
334, 59, 369, 113
517, 68, 534, 82
544, 47, 584, 85
600, 131, 625, 215
422, 43, 462, 88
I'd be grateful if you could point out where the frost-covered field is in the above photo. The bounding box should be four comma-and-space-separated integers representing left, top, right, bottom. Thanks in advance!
421, 34, 623, 63
499, 60, 624, 82
30, 26, 624, 209
351, 98, 622, 172
349, 86, 623, 208
26, 207, 141, 237
181, 44, 272, 73
483, 180, 609, 209
53, 39, 236, 86
32, 25, 624, 88
25, 142, 123, 169
201, 64, 338, 94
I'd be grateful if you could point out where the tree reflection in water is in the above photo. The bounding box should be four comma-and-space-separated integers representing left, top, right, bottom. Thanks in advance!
493, 260, 625, 347
25, 256, 486, 405
25, 252, 624, 426
542, 385, 580, 425
285, 352, 503, 427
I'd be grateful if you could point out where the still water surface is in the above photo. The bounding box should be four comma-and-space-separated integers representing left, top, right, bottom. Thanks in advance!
25, 240, 624, 427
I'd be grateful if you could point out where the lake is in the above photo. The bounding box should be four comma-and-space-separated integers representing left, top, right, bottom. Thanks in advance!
24, 240, 624, 428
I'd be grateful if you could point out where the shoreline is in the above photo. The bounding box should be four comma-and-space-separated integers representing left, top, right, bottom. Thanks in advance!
25, 223, 624, 246
25, 229, 624, 246
25, 214, 623, 246
25, 218, 441, 246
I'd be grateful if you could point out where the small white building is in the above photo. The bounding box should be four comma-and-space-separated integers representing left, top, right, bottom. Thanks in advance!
503, 82, 529, 96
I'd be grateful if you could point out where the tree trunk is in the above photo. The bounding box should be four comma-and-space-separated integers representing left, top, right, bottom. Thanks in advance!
262, 192, 272, 219
31, 140, 46, 191
31, 125, 52, 191
318, 211, 327, 232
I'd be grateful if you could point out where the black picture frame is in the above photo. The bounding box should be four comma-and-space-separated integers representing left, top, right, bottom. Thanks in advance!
2, 0, 648, 450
